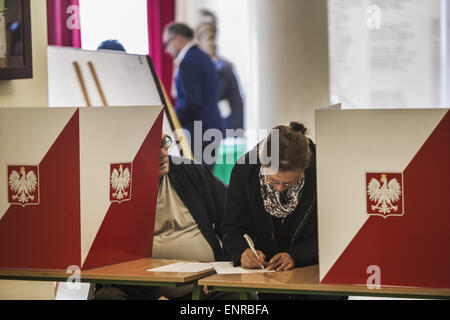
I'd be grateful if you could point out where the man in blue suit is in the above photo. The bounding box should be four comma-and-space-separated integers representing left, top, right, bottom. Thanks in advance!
163, 23, 224, 168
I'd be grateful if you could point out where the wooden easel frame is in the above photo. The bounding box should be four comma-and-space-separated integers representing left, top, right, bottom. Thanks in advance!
145, 56, 192, 159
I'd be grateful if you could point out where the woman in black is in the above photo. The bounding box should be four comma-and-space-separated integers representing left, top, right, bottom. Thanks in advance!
223, 121, 317, 270
222, 122, 329, 299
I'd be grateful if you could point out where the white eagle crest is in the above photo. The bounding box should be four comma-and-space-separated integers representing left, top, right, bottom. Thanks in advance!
367, 174, 402, 215
9, 167, 38, 204
111, 164, 131, 201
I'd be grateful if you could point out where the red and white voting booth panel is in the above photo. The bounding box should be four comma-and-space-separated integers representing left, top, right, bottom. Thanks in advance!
316, 108, 450, 289
0, 106, 163, 270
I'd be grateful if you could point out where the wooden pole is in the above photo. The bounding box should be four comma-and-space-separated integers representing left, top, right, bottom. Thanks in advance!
72, 61, 92, 106
87, 61, 108, 106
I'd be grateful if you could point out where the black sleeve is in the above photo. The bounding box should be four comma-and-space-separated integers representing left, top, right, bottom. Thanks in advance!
222, 164, 253, 266
286, 231, 319, 267
204, 166, 227, 241
286, 201, 319, 267
286, 142, 318, 267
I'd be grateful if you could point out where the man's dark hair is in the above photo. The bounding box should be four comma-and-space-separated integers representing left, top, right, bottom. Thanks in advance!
166, 23, 194, 40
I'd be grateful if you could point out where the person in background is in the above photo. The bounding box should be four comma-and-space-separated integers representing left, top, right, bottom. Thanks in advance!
195, 9, 245, 135
94, 135, 236, 300
97, 39, 126, 52
163, 22, 224, 169
222, 122, 347, 300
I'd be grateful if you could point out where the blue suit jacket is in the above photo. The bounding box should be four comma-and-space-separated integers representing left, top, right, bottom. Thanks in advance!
175, 45, 224, 140
215, 58, 244, 131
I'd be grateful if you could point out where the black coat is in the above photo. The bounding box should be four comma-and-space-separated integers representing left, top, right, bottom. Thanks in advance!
222, 141, 318, 267
167, 156, 227, 261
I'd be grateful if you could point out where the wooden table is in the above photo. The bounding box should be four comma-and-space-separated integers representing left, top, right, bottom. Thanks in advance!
0, 258, 215, 300
198, 264, 450, 299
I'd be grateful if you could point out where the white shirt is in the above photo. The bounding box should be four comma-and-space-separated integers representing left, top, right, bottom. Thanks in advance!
175, 41, 197, 65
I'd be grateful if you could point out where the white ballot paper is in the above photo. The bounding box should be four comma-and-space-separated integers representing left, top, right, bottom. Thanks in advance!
146, 262, 213, 273
211, 262, 275, 274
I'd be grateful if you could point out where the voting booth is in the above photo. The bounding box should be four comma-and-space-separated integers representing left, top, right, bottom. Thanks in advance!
0, 47, 179, 271
316, 106, 450, 289
0, 106, 163, 270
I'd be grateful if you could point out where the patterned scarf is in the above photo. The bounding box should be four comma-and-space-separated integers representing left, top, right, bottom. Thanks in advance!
259, 168, 306, 219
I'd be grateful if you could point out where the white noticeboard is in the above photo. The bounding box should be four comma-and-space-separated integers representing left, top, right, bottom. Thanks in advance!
47, 46, 180, 156
328, 0, 444, 108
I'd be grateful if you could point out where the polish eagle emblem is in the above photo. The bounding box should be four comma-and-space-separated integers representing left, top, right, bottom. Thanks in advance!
110, 163, 132, 203
366, 173, 403, 218
8, 166, 39, 206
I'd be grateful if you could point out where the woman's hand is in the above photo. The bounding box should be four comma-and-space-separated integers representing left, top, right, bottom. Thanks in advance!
265, 252, 295, 271
241, 248, 266, 269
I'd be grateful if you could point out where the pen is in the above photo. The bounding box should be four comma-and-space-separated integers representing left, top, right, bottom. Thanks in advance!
243, 234, 265, 269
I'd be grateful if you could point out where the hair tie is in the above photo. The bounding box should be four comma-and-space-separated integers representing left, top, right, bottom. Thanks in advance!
289, 122, 307, 135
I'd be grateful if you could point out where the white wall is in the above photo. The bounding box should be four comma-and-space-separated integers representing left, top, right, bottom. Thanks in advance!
0, 0, 55, 300
79, 0, 148, 54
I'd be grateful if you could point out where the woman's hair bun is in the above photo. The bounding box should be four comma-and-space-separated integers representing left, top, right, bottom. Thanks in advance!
289, 121, 307, 135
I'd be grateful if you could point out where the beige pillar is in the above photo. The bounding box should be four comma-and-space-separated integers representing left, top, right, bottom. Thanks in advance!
249, 0, 329, 140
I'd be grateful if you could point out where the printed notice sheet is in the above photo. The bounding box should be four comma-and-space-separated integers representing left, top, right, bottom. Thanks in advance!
147, 261, 275, 274
146, 262, 213, 273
